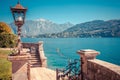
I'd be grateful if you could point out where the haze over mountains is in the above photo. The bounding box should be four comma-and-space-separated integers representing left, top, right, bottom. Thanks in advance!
10, 19, 120, 38
10, 18, 74, 37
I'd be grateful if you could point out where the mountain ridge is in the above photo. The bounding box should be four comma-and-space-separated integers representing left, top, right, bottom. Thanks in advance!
36, 19, 120, 38
10, 19, 74, 37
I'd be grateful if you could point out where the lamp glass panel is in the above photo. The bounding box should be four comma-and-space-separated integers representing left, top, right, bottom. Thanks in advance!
14, 12, 24, 22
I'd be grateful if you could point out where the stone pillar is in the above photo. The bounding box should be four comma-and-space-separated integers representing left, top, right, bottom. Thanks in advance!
77, 49, 100, 80
38, 41, 47, 67
8, 54, 31, 80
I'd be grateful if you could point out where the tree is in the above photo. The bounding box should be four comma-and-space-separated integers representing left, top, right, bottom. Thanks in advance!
0, 22, 17, 48
0, 22, 12, 34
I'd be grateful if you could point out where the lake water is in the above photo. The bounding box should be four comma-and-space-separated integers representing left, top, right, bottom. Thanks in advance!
22, 38, 120, 69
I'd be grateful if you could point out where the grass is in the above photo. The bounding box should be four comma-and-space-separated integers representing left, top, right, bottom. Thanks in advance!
0, 49, 12, 80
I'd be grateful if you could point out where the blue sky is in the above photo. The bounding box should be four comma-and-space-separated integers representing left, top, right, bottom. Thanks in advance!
0, 0, 120, 24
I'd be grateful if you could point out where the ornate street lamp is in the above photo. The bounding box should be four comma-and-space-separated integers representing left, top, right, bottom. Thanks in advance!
10, 0, 27, 54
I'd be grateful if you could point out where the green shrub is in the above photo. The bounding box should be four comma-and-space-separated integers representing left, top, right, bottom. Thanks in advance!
0, 22, 17, 48
0, 33, 17, 48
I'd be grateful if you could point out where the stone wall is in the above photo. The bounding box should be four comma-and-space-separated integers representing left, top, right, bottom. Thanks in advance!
87, 59, 120, 80
77, 49, 120, 80
8, 54, 30, 80
22, 42, 39, 49
8, 41, 47, 80
22, 41, 47, 67
38, 42, 47, 67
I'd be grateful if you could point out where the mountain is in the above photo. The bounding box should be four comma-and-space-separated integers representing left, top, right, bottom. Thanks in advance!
10, 18, 74, 37
37, 19, 120, 38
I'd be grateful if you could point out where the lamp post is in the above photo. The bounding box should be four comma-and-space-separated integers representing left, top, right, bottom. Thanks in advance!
10, 1, 27, 55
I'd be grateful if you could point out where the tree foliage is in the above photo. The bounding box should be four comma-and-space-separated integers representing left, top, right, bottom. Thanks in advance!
0, 22, 17, 48
0, 33, 17, 48
0, 22, 12, 34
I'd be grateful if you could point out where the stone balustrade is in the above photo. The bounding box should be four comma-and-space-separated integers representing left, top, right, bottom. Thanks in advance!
8, 41, 47, 80
22, 41, 47, 67
8, 54, 31, 80
77, 49, 120, 80
8, 43, 120, 80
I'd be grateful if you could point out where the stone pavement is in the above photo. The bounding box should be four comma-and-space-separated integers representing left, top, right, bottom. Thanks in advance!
31, 67, 56, 80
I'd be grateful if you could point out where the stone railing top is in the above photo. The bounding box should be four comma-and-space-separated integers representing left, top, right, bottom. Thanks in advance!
77, 49, 100, 59
22, 41, 43, 44
8, 53, 31, 61
22, 41, 43, 48
80, 49, 97, 52
88, 59, 120, 75
38, 41, 43, 43
77, 49, 100, 54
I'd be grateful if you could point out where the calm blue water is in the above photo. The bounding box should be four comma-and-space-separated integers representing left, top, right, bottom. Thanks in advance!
22, 38, 120, 69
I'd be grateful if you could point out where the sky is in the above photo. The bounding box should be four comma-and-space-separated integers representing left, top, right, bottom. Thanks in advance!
0, 0, 120, 24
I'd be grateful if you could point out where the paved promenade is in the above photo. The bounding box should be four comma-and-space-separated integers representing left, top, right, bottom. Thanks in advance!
31, 67, 56, 80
